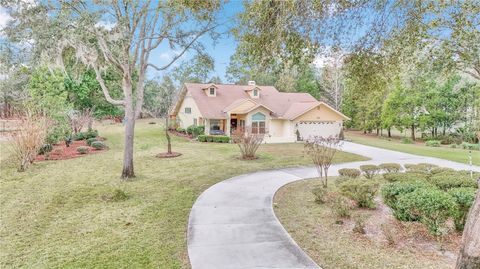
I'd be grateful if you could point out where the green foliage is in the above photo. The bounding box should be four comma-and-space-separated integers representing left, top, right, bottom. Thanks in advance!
73, 129, 98, 141
447, 187, 476, 231
176, 127, 185, 133
396, 188, 457, 235
404, 163, 438, 173
462, 142, 480, 151
330, 193, 355, 218
86, 137, 97, 146
76, 146, 89, 154
338, 168, 361, 178
425, 140, 441, 147
381, 180, 434, 215
38, 144, 53, 155
379, 163, 402, 173
401, 137, 413, 144
428, 174, 477, 190
359, 165, 380, 179
339, 180, 380, 208
187, 125, 205, 137
334, 176, 352, 186
383, 172, 428, 182
197, 135, 229, 143
90, 141, 106, 150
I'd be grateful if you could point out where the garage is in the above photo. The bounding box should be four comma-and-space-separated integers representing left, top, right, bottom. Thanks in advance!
296, 121, 342, 140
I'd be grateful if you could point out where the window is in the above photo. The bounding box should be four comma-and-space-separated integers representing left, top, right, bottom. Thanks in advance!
253, 89, 258, 96
209, 87, 215, 95
210, 119, 221, 131
185, 107, 191, 114
193, 118, 197, 126
251, 112, 266, 134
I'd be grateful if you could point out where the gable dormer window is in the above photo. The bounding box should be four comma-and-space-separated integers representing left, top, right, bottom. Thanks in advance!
209, 87, 215, 96
253, 89, 258, 97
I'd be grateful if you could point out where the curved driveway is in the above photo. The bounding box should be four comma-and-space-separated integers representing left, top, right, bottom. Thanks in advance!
187, 142, 479, 269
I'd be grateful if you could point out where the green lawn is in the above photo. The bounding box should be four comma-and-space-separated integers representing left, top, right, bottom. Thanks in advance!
274, 178, 456, 269
0, 120, 367, 269
345, 131, 479, 165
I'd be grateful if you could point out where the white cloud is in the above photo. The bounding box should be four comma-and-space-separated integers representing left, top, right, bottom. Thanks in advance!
159, 49, 185, 61
95, 21, 116, 30
0, 7, 12, 32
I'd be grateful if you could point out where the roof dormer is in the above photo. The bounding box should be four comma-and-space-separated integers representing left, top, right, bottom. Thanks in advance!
245, 86, 261, 99
203, 84, 217, 97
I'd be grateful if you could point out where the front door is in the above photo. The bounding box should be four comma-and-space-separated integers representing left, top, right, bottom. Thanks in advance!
230, 119, 237, 133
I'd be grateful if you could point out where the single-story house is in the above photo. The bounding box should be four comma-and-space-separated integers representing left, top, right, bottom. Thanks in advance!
170, 81, 350, 143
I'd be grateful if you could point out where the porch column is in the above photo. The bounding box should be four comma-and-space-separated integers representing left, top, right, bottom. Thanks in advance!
225, 113, 231, 136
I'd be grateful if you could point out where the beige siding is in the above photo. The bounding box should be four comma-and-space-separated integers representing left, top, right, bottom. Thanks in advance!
229, 100, 257, 114
177, 92, 202, 128
295, 104, 345, 121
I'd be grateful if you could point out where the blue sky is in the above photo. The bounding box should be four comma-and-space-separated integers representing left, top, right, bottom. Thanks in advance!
148, 1, 243, 82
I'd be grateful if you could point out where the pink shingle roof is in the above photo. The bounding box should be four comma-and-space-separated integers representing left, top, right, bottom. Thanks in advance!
182, 83, 319, 119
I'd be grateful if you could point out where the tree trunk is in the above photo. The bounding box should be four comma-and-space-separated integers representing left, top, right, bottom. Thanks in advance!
456, 180, 480, 269
121, 82, 135, 179
388, 128, 391, 138
165, 117, 172, 154
411, 125, 415, 141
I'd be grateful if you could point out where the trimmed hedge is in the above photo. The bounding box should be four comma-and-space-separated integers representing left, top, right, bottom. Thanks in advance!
381, 180, 434, 216
404, 163, 438, 173
428, 174, 477, 190
396, 188, 457, 235
197, 135, 230, 143
339, 180, 379, 208
383, 172, 428, 182
379, 163, 402, 173
338, 168, 361, 178
359, 165, 380, 179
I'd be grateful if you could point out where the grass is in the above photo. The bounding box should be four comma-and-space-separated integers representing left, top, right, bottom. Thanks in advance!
0, 119, 367, 269
274, 178, 455, 269
345, 131, 479, 165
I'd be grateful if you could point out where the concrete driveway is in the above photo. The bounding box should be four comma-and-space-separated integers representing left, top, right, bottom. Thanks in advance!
187, 141, 480, 269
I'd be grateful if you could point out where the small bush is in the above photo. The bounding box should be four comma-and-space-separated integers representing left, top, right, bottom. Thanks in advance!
379, 163, 402, 173
381, 180, 434, 215
91, 141, 106, 150
383, 172, 428, 182
331, 193, 355, 218
176, 127, 185, 133
76, 146, 89, 154
335, 176, 352, 186
86, 137, 97, 146
430, 167, 455, 175
396, 188, 457, 235
401, 137, 413, 144
312, 186, 328, 204
338, 168, 361, 178
359, 165, 380, 179
404, 163, 438, 173
197, 135, 207, 142
353, 215, 367, 234
186, 125, 196, 135
462, 142, 480, 151
429, 173, 477, 190
197, 135, 230, 143
206, 135, 214, 142
339, 180, 379, 208
425, 140, 441, 147
38, 144, 53, 155
73, 132, 86, 141
447, 187, 476, 231
85, 129, 98, 139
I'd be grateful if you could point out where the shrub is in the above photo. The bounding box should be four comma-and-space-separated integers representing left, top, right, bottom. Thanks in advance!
331, 193, 355, 218
449, 144, 457, 148
312, 186, 328, 204
353, 215, 367, 234
338, 168, 361, 178
401, 137, 413, 144
335, 176, 352, 187
381, 180, 434, 215
425, 140, 441, 147
430, 167, 455, 175
447, 187, 476, 231
396, 188, 457, 235
359, 165, 380, 179
91, 141, 106, 150
73, 129, 98, 141
76, 146, 89, 154
383, 172, 428, 182
186, 125, 195, 135
38, 144, 53, 155
176, 127, 185, 133
462, 142, 480, 151
195, 125, 205, 136
197, 135, 207, 142
86, 137, 97, 146
339, 180, 379, 208
404, 163, 438, 173
379, 163, 402, 173
206, 135, 214, 142
429, 173, 477, 190
231, 127, 265, 159
73, 132, 86, 141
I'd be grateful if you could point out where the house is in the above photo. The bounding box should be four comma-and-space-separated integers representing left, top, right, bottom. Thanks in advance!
170, 81, 350, 143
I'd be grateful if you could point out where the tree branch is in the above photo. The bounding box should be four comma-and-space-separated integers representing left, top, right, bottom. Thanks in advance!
92, 64, 125, 106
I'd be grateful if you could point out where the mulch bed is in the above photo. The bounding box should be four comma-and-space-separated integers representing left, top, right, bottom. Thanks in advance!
156, 152, 182, 158
35, 140, 107, 161
169, 129, 192, 139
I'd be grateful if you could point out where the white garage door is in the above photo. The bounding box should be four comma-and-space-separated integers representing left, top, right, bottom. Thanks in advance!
297, 121, 342, 140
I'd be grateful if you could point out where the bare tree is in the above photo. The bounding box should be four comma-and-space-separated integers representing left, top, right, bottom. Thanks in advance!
66, 108, 94, 134
6, 1, 223, 178
304, 136, 342, 188
231, 126, 265, 160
